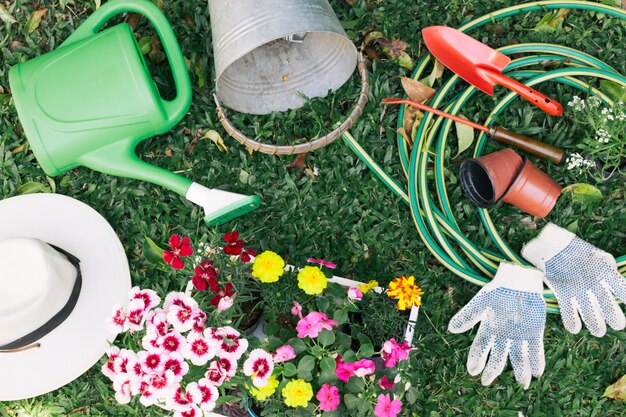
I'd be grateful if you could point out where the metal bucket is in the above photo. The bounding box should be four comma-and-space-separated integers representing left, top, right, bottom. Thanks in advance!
208, 0, 358, 115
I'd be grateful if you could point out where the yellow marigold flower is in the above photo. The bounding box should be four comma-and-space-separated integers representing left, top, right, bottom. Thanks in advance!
252, 251, 285, 283
250, 375, 279, 401
297, 266, 327, 295
282, 379, 313, 408
387, 275, 424, 310
358, 279, 379, 294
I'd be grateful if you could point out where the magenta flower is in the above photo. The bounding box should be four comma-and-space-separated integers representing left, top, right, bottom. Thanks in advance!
374, 394, 402, 417
381, 338, 414, 368
347, 287, 363, 301
273, 345, 296, 363
352, 359, 376, 377
335, 356, 355, 382
243, 349, 274, 387
291, 301, 303, 319
163, 234, 193, 270
296, 311, 338, 338
379, 375, 395, 390
316, 384, 340, 411
307, 257, 337, 269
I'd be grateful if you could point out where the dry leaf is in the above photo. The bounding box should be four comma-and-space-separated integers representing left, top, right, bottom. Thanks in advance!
203, 130, 229, 153
378, 38, 414, 70
127, 13, 140, 30
0, 85, 4, 94
94, 0, 101, 9
604, 375, 626, 400
245, 145, 254, 155
11, 143, 25, 155
0, 3, 16, 24
397, 127, 413, 147
344, 0, 358, 6
25, 9, 48, 33
401, 77, 436, 103
420, 59, 445, 87
454, 115, 475, 157
287, 153, 308, 170
164, 147, 173, 157
363, 30, 385, 47
363, 46, 382, 63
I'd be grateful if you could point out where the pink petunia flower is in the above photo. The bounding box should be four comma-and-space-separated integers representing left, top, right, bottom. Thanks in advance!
182, 333, 217, 366
352, 359, 376, 377
291, 301, 303, 319
129, 287, 161, 311
204, 360, 228, 386
335, 356, 355, 382
273, 345, 296, 363
106, 305, 126, 335
374, 394, 402, 417
216, 295, 234, 312
381, 338, 414, 368
296, 312, 338, 339
347, 287, 363, 301
307, 258, 337, 269
379, 375, 395, 390
243, 349, 274, 387
163, 234, 193, 270
316, 384, 340, 411
188, 378, 219, 412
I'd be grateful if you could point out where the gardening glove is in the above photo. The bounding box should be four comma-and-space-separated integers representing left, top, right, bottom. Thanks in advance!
522, 223, 626, 337
449, 262, 546, 389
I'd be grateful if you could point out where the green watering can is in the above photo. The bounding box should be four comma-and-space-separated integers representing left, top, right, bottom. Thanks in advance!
9, 0, 259, 225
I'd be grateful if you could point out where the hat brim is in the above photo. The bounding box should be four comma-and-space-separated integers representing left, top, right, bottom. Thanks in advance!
0, 194, 131, 401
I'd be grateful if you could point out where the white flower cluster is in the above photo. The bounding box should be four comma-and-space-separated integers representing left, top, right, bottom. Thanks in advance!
566, 152, 594, 171
596, 128, 611, 144
567, 96, 585, 112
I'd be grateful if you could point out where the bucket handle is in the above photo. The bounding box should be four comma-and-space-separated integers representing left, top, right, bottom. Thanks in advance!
215, 54, 370, 155
62, 0, 191, 125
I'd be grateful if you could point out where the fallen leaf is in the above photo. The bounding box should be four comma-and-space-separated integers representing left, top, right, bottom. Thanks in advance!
18, 182, 45, 195
344, 0, 358, 5
94, 0, 101, 9
600, 80, 626, 102
0, 4, 16, 24
604, 375, 626, 400
401, 77, 436, 103
0, 85, 3, 94
11, 143, 24, 154
486, 24, 505, 35
454, 115, 475, 157
25, 8, 48, 33
363, 46, 382, 63
195, 62, 205, 89
378, 38, 414, 70
287, 153, 308, 170
403, 106, 422, 140
534, 9, 570, 32
46, 176, 56, 193
304, 167, 317, 180
541, 59, 561, 68
397, 127, 413, 147
565, 220, 578, 233
127, 13, 140, 30
138, 36, 152, 54
183, 14, 194, 27
420, 59, 445, 87
363, 30, 385, 47
164, 147, 172, 157
9, 40, 22, 51
562, 183, 603, 204
203, 130, 229, 153
245, 145, 254, 155
239, 169, 250, 184
520, 216, 538, 230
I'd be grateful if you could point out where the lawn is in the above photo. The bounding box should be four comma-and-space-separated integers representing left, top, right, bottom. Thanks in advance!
1, 0, 626, 416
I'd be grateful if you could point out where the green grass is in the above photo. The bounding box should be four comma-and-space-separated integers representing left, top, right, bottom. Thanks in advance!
1, 0, 626, 416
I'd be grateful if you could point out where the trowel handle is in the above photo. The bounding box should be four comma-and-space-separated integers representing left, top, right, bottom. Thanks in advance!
62, 0, 191, 124
486, 71, 563, 117
490, 126, 565, 164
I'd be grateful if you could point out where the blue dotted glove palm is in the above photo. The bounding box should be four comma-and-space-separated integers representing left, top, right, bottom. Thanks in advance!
522, 223, 626, 337
449, 263, 546, 389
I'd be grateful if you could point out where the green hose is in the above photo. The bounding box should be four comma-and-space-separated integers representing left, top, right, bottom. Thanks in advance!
342, 0, 626, 313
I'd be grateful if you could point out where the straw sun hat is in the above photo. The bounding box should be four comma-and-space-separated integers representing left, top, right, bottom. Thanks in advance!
0, 193, 131, 401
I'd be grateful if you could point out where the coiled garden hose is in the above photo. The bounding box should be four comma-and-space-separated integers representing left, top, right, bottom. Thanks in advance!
341, 0, 626, 313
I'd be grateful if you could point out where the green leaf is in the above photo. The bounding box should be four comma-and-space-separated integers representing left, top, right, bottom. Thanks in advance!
288, 337, 307, 354
333, 309, 348, 325
341, 349, 358, 362
357, 397, 370, 413
318, 368, 337, 385
406, 386, 419, 404
347, 377, 365, 393
25, 8, 48, 33
283, 362, 297, 377
317, 296, 330, 312
454, 116, 475, 157
143, 236, 165, 265
604, 375, 626, 400
297, 355, 315, 379
138, 36, 153, 54
562, 183, 603, 204
0, 4, 17, 24
17, 181, 45, 195
565, 220, 578, 233
320, 356, 336, 373
344, 394, 358, 410
534, 9, 570, 32
318, 329, 336, 347
359, 343, 374, 358
0, 94, 10, 105
310, 345, 323, 357
600, 80, 626, 102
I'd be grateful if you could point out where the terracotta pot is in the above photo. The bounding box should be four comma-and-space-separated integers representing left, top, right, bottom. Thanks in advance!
459, 149, 524, 208
501, 157, 562, 218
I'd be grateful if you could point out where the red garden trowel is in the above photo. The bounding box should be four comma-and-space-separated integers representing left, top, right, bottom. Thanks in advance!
422, 26, 563, 116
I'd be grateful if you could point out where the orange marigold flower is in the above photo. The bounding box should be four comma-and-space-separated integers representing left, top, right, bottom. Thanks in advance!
387, 276, 424, 310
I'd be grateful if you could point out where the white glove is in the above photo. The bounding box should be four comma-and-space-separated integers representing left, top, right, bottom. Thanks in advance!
522, 223, 626, 337
449, 262, 546, 389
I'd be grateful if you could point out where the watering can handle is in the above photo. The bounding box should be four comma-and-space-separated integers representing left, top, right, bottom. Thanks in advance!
62, 0, 191, 125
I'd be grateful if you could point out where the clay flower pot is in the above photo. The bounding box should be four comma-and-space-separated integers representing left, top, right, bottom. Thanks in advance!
459, 149, 524, 208
501, 157, 562, 218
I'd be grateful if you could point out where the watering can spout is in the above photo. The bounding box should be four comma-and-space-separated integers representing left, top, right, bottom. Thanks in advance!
80, 142, 260, 226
